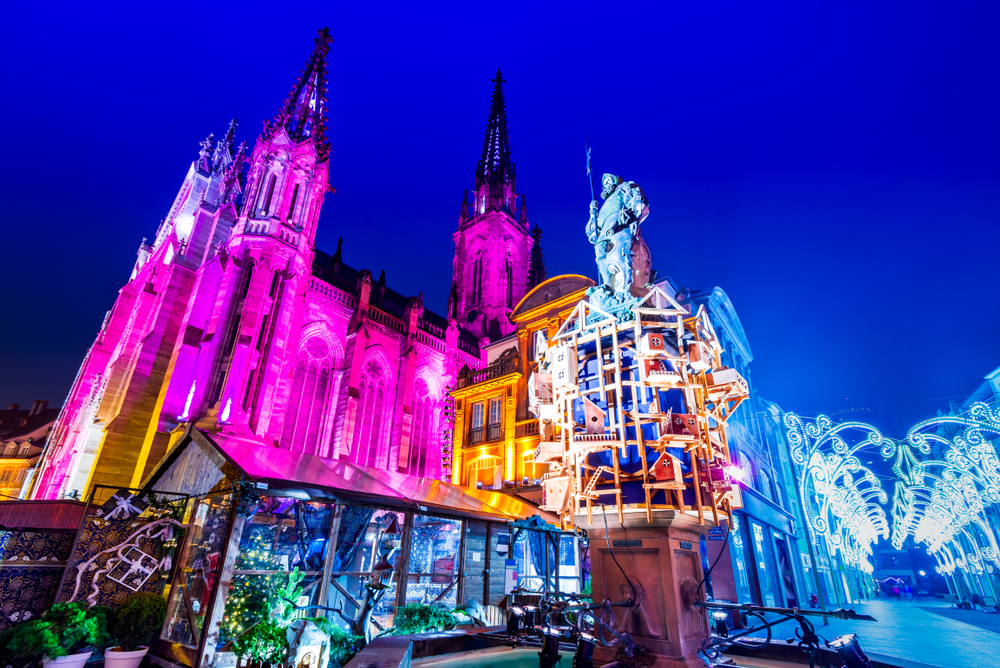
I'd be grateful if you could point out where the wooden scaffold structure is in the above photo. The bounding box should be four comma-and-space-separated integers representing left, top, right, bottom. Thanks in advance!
529, 286, 748, 528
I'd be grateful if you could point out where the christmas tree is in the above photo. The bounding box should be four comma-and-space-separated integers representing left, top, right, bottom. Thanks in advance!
220, 524, 278, 645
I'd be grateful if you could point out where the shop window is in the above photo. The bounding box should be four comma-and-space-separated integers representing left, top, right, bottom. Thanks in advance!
212, 499, 334, 646
728, 515, 754, 604
406, 514, 462, 609
162, 492, 233, 648
469, 402, 484, 444
521, 450, 545, 484
467, 455, 499, 489
750, 520, 784, 608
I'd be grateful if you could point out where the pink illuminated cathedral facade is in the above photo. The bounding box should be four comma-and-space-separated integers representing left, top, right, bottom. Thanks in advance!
31, 31, 544, 500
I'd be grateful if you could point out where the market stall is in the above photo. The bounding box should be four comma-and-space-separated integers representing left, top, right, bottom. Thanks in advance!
143, 425, 558, 668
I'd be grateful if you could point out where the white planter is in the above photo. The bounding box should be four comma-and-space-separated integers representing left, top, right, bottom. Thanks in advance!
42, 651, 93, 668
104, 646, 150, 668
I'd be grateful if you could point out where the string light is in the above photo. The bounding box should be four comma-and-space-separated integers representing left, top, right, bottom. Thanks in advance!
883, 401, 1000, 576
783, 413, 890, 573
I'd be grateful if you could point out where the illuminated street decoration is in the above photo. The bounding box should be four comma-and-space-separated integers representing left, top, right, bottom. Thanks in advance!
783, 413, 890, 572
882, 401, 1000, 576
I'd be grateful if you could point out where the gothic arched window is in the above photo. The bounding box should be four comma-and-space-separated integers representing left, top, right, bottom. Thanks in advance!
280, 336, 333, 455
472, 253, 484, 304
353, 359, 387, 468
409, 378, 438, 478
506, 259, 514, 308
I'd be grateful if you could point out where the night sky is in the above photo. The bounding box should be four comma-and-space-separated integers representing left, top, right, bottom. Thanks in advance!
3, 2, 998, 437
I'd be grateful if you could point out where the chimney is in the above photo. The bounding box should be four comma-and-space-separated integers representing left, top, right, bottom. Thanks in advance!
7, 403, 19, 411
29, 400, 49, 416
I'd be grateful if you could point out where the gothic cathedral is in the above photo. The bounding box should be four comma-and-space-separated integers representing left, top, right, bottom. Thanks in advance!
32, 31, 545, 500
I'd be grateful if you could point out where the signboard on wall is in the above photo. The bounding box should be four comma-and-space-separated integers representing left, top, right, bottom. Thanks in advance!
504, 559, 518, 594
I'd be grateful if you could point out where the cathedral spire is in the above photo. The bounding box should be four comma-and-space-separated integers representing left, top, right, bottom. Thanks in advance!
262, 27, 333, 161
474, 70, 515, 209
528, 223, 547, 290
212, 119, 239, 173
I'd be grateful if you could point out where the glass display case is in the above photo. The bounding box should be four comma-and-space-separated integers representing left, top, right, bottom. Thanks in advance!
405, 514, 462, 608
162, 492, 232, 647
218, 499, 334, 646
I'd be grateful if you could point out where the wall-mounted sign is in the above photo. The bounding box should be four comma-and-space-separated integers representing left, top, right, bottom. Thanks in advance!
612, 539, 642, 548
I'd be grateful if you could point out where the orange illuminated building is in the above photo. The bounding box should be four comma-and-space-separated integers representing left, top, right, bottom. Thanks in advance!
449, 275, 594, 500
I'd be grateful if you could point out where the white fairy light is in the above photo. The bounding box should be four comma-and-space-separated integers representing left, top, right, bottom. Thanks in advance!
881, 401, 1000, 575
783, 413, 890, 573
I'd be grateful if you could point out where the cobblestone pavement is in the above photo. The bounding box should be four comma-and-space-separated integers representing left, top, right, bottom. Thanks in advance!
744, 597, 999, 667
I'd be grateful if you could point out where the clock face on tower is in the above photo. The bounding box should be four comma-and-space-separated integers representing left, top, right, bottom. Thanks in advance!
466, 309, 478, 323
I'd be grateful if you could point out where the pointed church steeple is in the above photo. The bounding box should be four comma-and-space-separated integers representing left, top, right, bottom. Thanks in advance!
528, 223, 546, 290
262, 27, 333, 162
212, 119, 239, 174
449, 71, 532, 340
474, 70, 516, 214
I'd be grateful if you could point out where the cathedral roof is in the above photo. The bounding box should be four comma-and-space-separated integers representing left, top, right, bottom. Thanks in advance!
262, 27, 333, 161
312, 250, 452, 326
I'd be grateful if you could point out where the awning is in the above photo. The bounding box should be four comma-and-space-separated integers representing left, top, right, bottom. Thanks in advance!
149, 426, 558, 524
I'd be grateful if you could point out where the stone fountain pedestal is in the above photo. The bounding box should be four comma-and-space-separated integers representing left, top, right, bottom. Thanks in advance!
577, 508, 717, 667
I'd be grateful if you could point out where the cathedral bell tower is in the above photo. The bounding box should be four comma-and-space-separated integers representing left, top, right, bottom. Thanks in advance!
447, 71, 542, 341
171, 28, 334, 440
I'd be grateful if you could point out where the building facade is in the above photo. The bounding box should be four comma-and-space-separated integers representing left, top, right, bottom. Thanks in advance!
31, 31, 541, 501
449, 274, 595, 495
0, 401, 57, 498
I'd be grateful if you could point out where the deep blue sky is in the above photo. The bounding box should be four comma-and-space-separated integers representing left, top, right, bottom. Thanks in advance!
2, 2, 998, 436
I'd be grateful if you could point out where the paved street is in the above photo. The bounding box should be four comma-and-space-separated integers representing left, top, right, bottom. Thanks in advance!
747, 597, 999, 667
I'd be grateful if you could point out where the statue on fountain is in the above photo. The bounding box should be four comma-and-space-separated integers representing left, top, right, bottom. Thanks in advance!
585, 173, 652, 316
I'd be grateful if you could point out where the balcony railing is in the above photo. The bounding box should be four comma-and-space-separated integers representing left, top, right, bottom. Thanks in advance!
469, 427, 484, 445
457, 355, 520, 389
515, 420, 540, 438
486, 423, 503, 442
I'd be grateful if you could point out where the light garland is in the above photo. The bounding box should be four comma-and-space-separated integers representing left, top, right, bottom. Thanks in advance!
783, 413, 890, 573
882, 401, 1000, 576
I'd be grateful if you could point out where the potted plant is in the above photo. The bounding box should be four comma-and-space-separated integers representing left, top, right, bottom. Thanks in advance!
5, 602, 111, 668
105, 592, 168, 668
